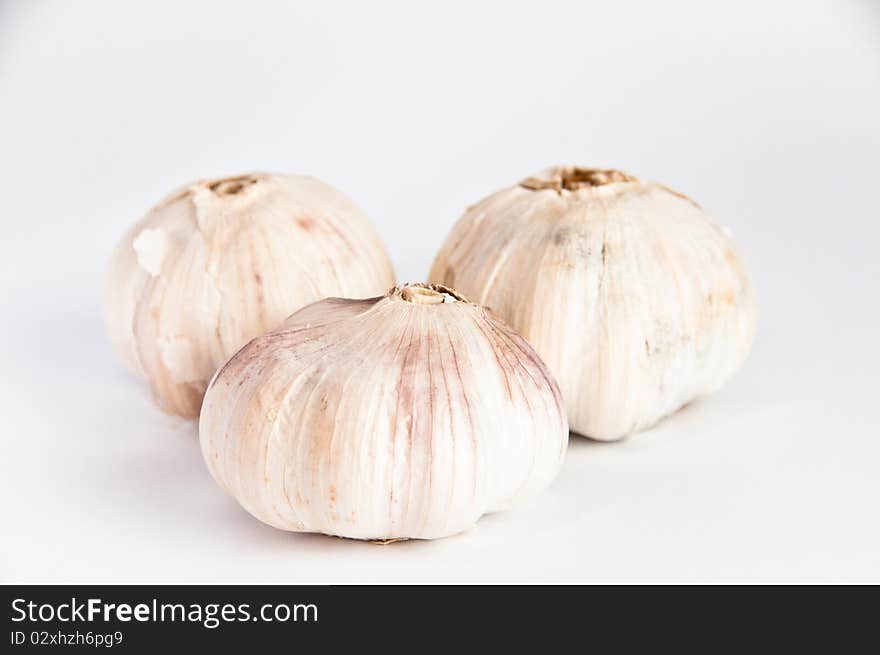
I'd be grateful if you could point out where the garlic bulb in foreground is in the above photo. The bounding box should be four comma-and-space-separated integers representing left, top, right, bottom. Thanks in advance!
199, 284, 568, 540
430, 166, 757, 441
105, 173, 395, 418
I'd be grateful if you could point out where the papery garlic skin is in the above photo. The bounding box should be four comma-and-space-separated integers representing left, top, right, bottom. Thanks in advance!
199, 284, 568, 540
429, 167, 757, 441
105, 173, 395, 418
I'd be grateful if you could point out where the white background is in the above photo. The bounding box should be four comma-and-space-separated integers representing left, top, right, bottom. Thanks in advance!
2, 0, 878, 583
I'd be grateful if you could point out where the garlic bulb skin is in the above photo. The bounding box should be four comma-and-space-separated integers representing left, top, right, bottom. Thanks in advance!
105, 173, 395, 418
430, 167, 757, 441
199, 284, 568, 541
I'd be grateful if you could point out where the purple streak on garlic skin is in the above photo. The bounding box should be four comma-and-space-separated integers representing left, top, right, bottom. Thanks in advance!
105, 173, 396, 418
429, 166, 758, 441
199, 284, 568, 541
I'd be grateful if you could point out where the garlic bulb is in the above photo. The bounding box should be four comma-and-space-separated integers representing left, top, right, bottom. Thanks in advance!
199, 284, 568, 540
105, 173, 395, 418
429, 166, 757, 441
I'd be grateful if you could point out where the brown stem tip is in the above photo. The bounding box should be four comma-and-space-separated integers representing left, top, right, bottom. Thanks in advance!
520, 167, 637, 192
208, 174, 260, 196
392, 283, 469, 305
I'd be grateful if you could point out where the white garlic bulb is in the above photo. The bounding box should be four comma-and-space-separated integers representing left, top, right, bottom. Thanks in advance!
105, 173, 395, 418
199, 284, 568, 541
430, 166, 757, 441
